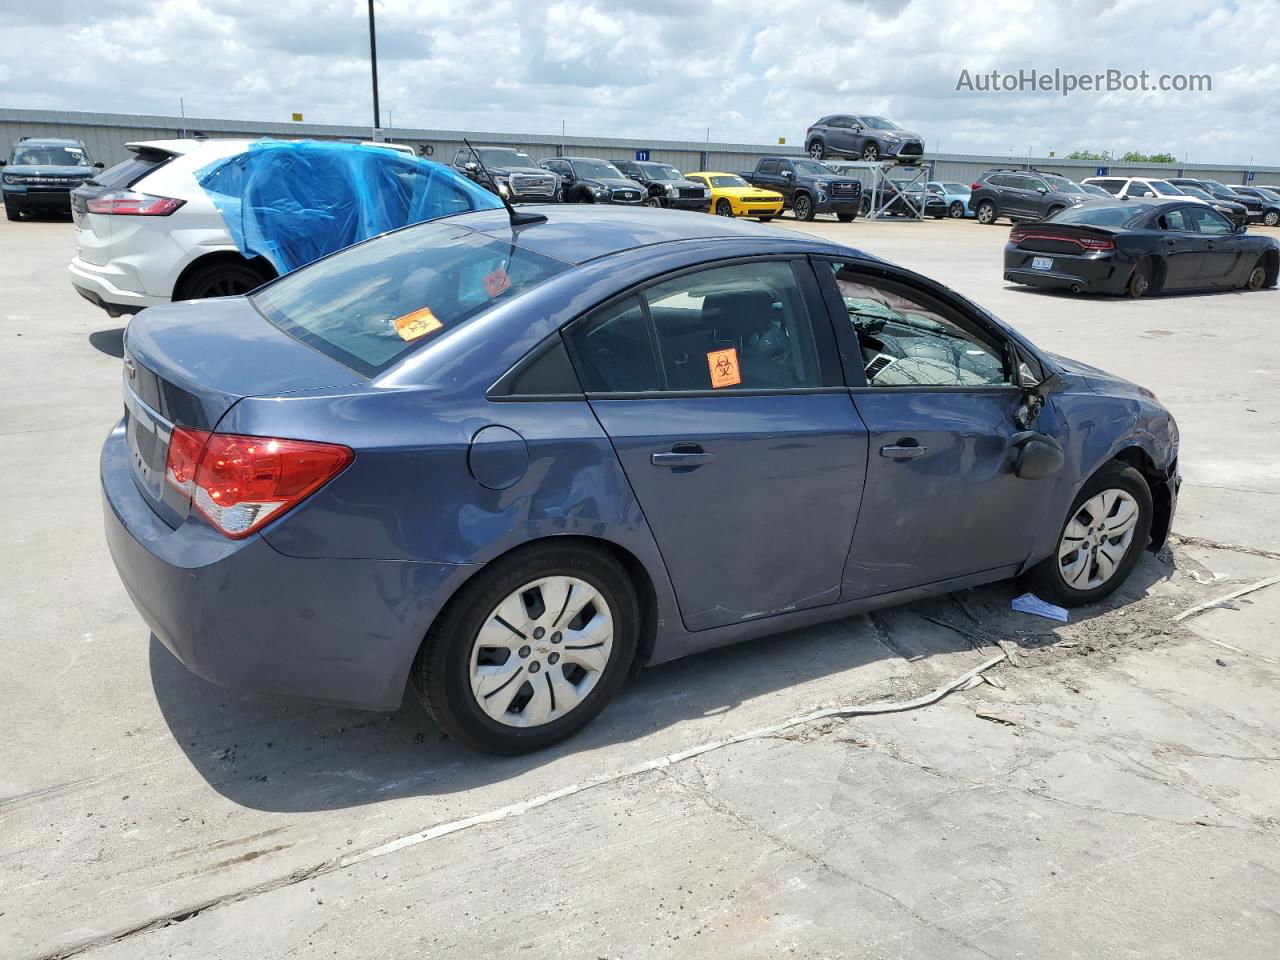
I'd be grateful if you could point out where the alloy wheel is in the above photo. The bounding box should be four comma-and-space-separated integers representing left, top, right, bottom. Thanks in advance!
794, 196, 812, 220
862, 144, 879, 161
977, 201, 995, 224
1265, 211, 1279, 227
809, 141, 825, 160
468, 576, 613, 728
949, 201, 964, 218
1057, 489, 1139, 591
716, 199, 734, 217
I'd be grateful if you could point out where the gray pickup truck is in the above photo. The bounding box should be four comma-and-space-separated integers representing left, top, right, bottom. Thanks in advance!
742, 156, 862, 222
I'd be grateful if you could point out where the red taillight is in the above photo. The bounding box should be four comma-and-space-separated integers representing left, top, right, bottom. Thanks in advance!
1078, 236, 1115, 250
87, 191, 185, 216
163, 430, 353, 539
1009, 227, 1027, 243
971, 182, 982, 190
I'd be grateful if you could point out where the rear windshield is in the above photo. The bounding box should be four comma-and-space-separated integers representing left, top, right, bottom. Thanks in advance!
89, 152, 169, 189
1048, 203, 1146, 227
252, 220, 571, 377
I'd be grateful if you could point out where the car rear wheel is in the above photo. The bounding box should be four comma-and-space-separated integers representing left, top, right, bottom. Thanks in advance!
861, 143, 880, 161
793, 193, 815, 221
715, 199, 734, 217
808, 140, 826, 160
1245, 258, 1268, 290
1126, 259, 1153, 298
1264, 211, 1279, 227
976, 200, 997, 224
1025, 462, 1152, 608
412, 542, 638, 754
177, 260, 271, 300
837, 212, 855, 223
948, 201, 965, 218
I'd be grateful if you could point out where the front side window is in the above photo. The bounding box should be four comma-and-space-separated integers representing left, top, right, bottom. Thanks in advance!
566, 262, 824, 394
1187, 205, 1235, 235
828, 264, 1009, 388
253, 221, 570, 377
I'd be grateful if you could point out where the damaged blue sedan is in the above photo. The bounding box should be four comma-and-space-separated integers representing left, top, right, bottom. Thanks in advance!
102, 204, 1180, 753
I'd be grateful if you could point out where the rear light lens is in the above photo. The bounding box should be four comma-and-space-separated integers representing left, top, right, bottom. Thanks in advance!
1079, 237, 1115, 250
971, 182, 982, 190
1009, 227, 1027, 243
87, 191, 185, 216
164, 430, 353, 539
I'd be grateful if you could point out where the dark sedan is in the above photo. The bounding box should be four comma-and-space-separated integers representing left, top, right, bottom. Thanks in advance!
1004, 199, 1280, 298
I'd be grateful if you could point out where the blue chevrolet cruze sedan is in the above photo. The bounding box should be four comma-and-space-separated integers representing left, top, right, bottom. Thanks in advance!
103, 205, 1180, 753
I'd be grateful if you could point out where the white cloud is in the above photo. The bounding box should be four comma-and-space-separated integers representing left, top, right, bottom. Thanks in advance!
3, 0, 1278, 163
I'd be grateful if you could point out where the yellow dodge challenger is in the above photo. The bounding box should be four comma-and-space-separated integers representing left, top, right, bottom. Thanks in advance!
685, 172, 784, 220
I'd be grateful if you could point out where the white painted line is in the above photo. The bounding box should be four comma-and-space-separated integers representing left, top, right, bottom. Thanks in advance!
1172, 575, 1280, 623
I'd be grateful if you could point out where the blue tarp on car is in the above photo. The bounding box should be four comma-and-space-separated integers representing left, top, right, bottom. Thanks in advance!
196, 140, 503, 274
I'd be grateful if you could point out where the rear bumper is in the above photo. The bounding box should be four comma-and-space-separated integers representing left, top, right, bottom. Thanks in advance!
101, 422, 478, 711
1004, 247, 1126, 294
69, 256, 167, 316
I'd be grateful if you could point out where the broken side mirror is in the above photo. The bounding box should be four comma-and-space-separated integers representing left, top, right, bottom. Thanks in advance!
1012, 431, 1065, 480
1013, 368, 1063, 430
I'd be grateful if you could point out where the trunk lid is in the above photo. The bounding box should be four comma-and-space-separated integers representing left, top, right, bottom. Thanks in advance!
122, 297, 362, 525
1010, 223, 1119, 255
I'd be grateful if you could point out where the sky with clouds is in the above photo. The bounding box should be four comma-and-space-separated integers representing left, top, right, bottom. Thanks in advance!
2, 0, 1277, 164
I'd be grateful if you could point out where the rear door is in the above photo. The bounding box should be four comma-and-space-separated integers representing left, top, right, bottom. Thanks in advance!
754, 159, 790, 201
814, 259, 1054, 599
827, 116, 858, 155
563, 258, 869, 632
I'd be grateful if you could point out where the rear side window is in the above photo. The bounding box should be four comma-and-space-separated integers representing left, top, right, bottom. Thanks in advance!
252, 220, 570, 377
92, 153, 169, 189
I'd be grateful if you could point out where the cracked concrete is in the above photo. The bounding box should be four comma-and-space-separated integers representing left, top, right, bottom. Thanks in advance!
3, 215, 1280, 959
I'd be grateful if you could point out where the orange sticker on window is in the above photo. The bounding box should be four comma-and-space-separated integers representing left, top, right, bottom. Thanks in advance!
483, 267, 512, 298
393, 307, 443, 342
707, 347, 741, 389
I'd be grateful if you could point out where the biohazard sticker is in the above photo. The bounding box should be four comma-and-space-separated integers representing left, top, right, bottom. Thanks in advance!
706, 347, 741, 388
483, 267, 512, 298
393, 306, 444, 341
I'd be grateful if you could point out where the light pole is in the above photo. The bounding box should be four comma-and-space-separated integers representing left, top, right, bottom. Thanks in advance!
367, 0, 381, 135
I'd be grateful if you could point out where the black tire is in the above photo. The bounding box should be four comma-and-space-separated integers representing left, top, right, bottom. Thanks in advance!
807, 140, 826, 160
1024, 462, 1153, 608
861, 143, 880, 162
1244, 257, 1268, 291
1264, 211, 1279, 227
411, 542, 639, 754
755, 216, 774, 222
644, 196, 661, 208
976, 200, 998, 225
1125, 258, 1152, 299
859, 194, 872, 216
1046, 205, 1065, 219
793, 193, 815, 221
175, 260, 271, 300
837, 212, 855, 223
948, 201, 965, 218
715, 198, 734, 218
4, 202, 21, 222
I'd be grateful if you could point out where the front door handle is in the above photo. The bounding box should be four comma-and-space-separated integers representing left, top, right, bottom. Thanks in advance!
652, 443, 715, 468
880, 441, 927, 460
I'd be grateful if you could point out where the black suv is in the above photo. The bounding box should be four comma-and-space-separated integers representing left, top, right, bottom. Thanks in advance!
450, 145, 560, 203
613, 160, 710, 211
804, 115, 924, 163
1169, 178, 1264, 223
969, 169, 1089, 224
540, 157, 645, 205
2, 137, 103, 220
1232, 187, 1280, 227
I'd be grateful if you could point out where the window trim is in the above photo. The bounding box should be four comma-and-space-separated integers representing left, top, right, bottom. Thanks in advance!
559, 254, 845, 399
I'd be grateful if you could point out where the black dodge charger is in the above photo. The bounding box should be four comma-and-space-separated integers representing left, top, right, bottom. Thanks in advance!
1004, 198, 1280, 298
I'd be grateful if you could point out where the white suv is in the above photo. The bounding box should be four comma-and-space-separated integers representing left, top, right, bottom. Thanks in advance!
1081, 176, 1208, 203
69, 139, 273, 317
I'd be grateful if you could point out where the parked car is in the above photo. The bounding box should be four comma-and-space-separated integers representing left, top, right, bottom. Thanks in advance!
1004, 198, 1279, 297
540, 157, 644, 205
1169, 177, 1264, 222
2, 137, 103, 220
743, 156, 862, 221
969, 169, 1089, 224
1166, 183, 1248, 226
104, 204, 1183, 753
613, 160, 710, 211
928, 181, 975, 218
805, 115, 925, 163
451, 145, 560, 203
69, 139, 499, 317
1082, 177, 1192, 200
684, 172, 783, 220
1231, 187, 1280, 227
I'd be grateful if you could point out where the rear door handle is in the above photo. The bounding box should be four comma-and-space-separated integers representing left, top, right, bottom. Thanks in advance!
652, 444, 715, 468
880, 442, 927, 460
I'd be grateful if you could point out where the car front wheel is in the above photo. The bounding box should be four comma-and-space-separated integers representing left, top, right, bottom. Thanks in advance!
861, 143, 880, 161
715, 199, 734, 217
976, 200, 997, 224
793, 194, 815, 221
1025, 462, 1152, 607
948, 201, 965, 218
412, 542, 638, 754
808, 140, 826, 160
645, 196, 661, 208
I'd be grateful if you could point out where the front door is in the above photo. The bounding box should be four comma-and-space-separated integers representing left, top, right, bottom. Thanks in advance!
814, 259, 1056, 598
1186, 205, 1247, 286
1153, 205, 1209, 290
563, 260, 868, 632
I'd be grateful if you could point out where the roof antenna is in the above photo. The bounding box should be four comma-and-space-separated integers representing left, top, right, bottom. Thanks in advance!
464, 138, 547, 227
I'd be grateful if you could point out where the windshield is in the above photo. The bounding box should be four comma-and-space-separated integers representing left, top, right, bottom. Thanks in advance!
1255, 187, 1280, 201
478, 148, 538, 168
709, 175, 748, 187
1081, 183, 1112, 197
793, 160, 834, 177
860, 117, 901, 130
1199, 179, 1235, 195
1048, 204, 1146, 227
571, 160, 625, 179
10, 144, 90, 166
1148, 180, 1184, 196
252, 221, 570, 377
641, 164, 682, 180
1044, 176, 1085, 194
1178, 184, 1211, 200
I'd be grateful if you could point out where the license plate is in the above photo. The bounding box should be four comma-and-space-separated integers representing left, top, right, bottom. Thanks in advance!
1031, 257, 1053, 271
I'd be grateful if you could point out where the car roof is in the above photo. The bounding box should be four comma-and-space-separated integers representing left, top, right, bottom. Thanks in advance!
444, 205, 841, 265
14, 137, 85, 147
